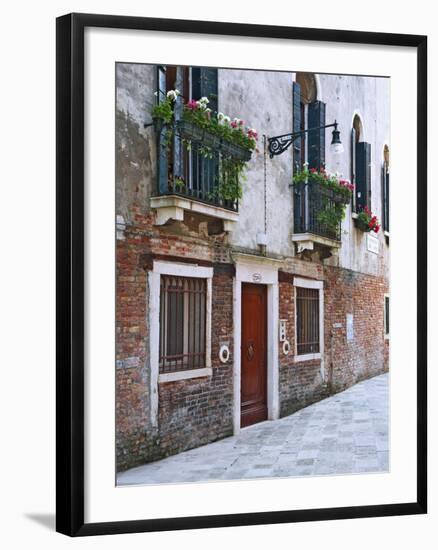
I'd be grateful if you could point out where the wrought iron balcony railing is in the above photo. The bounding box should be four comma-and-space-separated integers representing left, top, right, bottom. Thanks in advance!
293, 181, 342, 242
156, 121, 252, 213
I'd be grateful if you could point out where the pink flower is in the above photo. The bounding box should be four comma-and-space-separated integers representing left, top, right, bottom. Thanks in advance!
230, 121, 238, 128
185, 99, 198, 110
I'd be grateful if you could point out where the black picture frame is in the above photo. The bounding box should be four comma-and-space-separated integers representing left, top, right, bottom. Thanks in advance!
56, 12, 427, 537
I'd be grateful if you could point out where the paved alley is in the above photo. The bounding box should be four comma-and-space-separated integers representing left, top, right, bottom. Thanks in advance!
117, 373, 389, 486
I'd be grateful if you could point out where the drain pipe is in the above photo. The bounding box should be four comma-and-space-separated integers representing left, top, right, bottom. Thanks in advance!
257, 135, 268, 255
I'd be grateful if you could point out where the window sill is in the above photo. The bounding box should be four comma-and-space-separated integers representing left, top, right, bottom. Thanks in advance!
351, 212, 359, 219
292, 233, 341, 252
150, 195, 239, 232
293, 352, 321, 363
158, 367, 212, 383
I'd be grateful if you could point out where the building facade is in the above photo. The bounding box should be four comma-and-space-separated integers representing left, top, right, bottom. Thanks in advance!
115, 64, 390, 472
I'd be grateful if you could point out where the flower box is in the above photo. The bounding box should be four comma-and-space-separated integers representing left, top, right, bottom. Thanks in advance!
220, 140, 252, 162
176, 120, 252, 161
177, 120, 206, 142
332, 189, 352, 205
354, 217, 372, 232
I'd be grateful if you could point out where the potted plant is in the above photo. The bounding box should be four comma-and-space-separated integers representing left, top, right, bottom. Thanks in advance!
151, 91, 258, 203
354, 206, 381, 233
292, 165, 354, 236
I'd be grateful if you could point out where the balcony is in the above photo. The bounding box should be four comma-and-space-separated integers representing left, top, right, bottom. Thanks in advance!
292, 181, 343, 254
151, 121, 251, 232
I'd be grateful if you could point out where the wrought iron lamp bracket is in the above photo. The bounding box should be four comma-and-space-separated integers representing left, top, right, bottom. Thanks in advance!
267, 121, 338, 159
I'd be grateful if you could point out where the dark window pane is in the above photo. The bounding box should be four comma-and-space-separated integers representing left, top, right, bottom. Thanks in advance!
296, 287, 320, 355
385, 296, 390, 335
159, 275, 207, 373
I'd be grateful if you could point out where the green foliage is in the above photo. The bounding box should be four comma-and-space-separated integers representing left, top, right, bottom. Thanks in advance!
356, 206, 381, 233
173, 176, 186, 191
150, 91, 257, 203
181, 109, 257, 153
218, 158, 245, 201
292, 166, 353, 203
315, 200, 347, 233
293, 166, 353, 234
151, 97, 174, 124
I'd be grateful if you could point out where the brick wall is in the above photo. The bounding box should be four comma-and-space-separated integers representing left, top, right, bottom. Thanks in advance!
324, 265, 389, 393
155, 269, 234, 461
278, 266, 389, 418
116, 216, 389, 472
279, 280, 329, 417
115, 214, 235, 471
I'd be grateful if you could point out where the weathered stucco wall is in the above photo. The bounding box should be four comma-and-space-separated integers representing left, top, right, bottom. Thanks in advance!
116, 63, 157, 225
115, 64, 390, 281
317, 74, 390, 277
218, 69, 295, 256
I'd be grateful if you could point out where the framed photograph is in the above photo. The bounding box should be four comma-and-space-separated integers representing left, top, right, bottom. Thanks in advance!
56, 13, 427, 536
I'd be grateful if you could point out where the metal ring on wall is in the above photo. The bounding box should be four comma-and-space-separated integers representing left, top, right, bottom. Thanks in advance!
219, 344, 230, 363
282, 340, 291, 355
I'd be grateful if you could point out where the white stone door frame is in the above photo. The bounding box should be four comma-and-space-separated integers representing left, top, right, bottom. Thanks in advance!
232, 253, 281, 435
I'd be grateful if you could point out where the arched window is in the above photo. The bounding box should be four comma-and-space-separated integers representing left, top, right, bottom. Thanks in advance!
351, 114, 371, 213
382, 145, 390, 232
293, 73, 325, 174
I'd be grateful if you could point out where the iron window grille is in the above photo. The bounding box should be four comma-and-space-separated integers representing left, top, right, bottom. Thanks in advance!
159, 275, 207, 373
296, 287, 320, 355
384, 295, 390, 336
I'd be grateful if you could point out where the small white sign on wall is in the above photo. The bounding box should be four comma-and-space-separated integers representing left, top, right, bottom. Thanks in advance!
346, 313, 354, 342
367, 234, 379, 254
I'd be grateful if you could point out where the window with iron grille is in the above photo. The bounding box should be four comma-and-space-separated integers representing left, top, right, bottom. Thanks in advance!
296, 287, 320, 355
384, 295, 390, 336
159, 275, 207, 373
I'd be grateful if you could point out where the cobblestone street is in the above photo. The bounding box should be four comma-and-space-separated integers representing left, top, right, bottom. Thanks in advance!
117, 373, 389, 486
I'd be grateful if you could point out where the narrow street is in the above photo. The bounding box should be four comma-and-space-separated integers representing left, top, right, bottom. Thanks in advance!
118, 373, 389, 486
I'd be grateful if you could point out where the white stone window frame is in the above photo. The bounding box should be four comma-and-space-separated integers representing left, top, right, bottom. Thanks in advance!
384, 293, 390, 340
149, 260, 213, 427
293, 278, 325, 378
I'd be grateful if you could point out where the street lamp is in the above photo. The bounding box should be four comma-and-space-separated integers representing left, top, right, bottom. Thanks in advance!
267, 120, 343, 159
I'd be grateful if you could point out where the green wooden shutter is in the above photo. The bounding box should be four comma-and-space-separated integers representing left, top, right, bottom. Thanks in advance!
351, 128, 357, 211
157, 65, 168, 194
292, 81, 301, 174
173, 67, 184, 180
382, 163, 389, 231
308, 100, 326, 170
191, 67, 218, 112
356, 142, 371, 210
191, 68, 219, 196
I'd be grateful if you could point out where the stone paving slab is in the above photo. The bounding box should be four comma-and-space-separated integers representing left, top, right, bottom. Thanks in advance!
117, 373, 389, 486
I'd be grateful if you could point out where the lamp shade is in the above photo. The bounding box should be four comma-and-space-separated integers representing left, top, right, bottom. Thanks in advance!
330, 123, 343, 155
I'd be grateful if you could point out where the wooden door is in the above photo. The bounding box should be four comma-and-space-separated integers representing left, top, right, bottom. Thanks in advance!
241, 283, 268, 428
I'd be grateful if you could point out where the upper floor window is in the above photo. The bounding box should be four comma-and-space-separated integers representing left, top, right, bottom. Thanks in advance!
293, 73, 326, 174
156, 66, 238, 210
351, 114, 371, 212
382, 145, 390, 233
